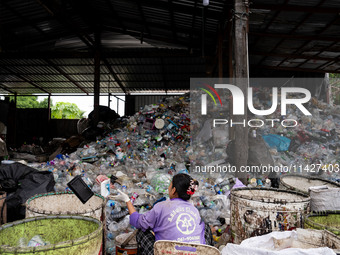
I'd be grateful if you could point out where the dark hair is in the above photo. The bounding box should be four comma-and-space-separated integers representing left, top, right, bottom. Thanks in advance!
172, 173, 199, 201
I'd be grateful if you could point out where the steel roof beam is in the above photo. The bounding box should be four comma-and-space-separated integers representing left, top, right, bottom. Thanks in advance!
250, 51, 340, 62
37, 0, 127, 94
135, 0, 151, 38
65, 0, 128, 94
108, 15, 217, 38
256, 0, 328, 66
36, 0, 94, 48
258, 65, 340, 74
2, 2, 47, 38
0, 84, 15, 94
102, 59, 127, 94
250, 4, 340, 14
67, 2, 135, 94
139, 0, 228, 20
105, 0, 126, 31
292, 15, 340, 70
0, 71, 205, 76
0, 67, 50, 94
168, 0, 177, 41
250, 32, 340, 42
189, 0, 199, 51
104, 26, 193, 48
274, 0, 329, 67
251, 0, 290, 47
3, 16, 54, 30
2, 86, 188, 90
44, 59, 89, 95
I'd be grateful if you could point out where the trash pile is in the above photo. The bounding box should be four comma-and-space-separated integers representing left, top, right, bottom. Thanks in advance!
250, 90, 340, 183
17, 88, 339, 253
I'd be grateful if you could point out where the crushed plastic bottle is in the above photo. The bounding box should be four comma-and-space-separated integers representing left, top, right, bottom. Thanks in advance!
28, 235, 47, 247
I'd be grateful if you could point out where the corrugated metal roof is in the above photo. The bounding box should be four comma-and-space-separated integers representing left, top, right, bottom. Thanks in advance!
0, 0, 339, 95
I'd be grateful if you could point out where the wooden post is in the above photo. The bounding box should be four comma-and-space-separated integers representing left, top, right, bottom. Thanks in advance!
228, 9, 235, 142
94, 31, 101, 126
218, 24, 223, 79
233, 0, 249, 184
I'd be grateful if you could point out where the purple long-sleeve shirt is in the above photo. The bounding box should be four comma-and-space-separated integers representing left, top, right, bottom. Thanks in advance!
130, 198, 206, 244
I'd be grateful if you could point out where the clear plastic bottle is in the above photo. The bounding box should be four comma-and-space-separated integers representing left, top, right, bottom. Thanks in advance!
130, 192, 139, 204
122, 185, 127, 193
106, 200, 115, 216
200, 196, 216, 209
110, 209, 128, 220
214, 185, 221, 193
28, 235, 45, 247
146, 185, 158, 196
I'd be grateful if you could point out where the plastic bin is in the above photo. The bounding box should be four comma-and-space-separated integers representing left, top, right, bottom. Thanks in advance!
230, 188, 310, 244
305, 211, 340, 236
25, 192, 105, 221
280, 174, 340, 194
0, 215, 102, 255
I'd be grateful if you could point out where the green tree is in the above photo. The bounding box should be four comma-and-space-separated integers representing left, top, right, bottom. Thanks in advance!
51, 102, 85, 119
330, 73, 340, 79
38, 98, 50, 108
10, 96, 51, 108
330, 73, 340, 105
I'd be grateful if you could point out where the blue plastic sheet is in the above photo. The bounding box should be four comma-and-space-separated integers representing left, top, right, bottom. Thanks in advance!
262, 134, 291, 152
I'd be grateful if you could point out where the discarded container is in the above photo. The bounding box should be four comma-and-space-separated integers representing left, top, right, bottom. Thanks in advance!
230, 188, 310, 244
115, 232, 137, 255
0, 215, 102, 255
25, 192, 105, 221
281, 174, 340, 194
305, 211, 340, 236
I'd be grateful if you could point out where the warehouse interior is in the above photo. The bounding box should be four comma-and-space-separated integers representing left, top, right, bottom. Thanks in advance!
0, 0, 340, 254
1, 0, 339, 145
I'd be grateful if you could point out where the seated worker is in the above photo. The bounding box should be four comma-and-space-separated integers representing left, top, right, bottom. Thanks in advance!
113, 173, 213, 254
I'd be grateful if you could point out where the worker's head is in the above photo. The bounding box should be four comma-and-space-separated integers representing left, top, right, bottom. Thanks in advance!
168, 173, 199, 200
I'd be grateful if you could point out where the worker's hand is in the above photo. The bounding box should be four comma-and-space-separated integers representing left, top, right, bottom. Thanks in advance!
112, 189, 130, 203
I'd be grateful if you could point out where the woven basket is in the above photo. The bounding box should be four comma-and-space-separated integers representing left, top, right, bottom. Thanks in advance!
280, 174, 340, 194
231, 187, 310, 244
0, 215, 102, 255
305, 211, 340, 236
25, 192, 105, 221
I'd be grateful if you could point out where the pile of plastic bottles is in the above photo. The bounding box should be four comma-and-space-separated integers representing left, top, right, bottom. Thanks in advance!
25, 90, 340, 252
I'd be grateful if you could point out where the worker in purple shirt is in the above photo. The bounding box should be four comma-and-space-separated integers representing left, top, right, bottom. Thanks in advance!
113, 173, 213, 254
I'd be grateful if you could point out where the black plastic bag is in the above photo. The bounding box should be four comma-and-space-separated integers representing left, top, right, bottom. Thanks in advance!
0, 163, 55, 222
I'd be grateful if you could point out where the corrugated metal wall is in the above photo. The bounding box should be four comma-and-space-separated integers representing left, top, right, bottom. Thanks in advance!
134, 95, 171, 112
